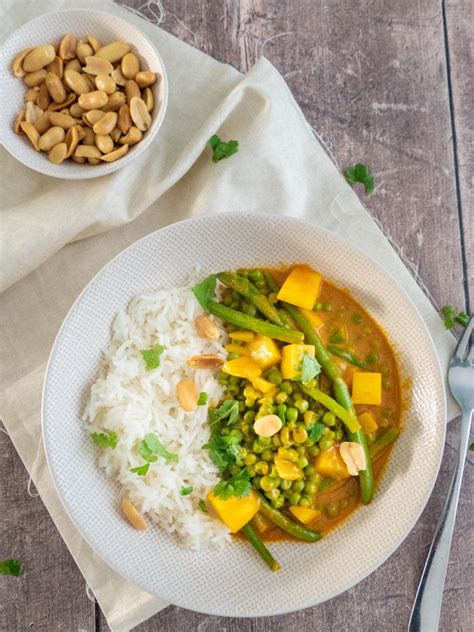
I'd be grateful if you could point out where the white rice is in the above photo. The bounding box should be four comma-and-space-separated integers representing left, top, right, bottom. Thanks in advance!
83, 280, 231, 549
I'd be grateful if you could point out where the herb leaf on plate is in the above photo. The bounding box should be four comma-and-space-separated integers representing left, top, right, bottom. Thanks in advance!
144, 433, 179, 464
214, 468, 251, 500
198, 499, 207, 512
0, 559, 23, 577
192, 275, 217, 311
345, 163, 374, 194
197, 392, 208, 406
209, 134, 239, 163
91, 431, 118, 449
130, 463, 150, 476
180, 486, 194, 496
140, 344, 165, 371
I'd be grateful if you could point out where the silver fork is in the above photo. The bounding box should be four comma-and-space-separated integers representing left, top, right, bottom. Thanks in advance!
408, 316, 473, 631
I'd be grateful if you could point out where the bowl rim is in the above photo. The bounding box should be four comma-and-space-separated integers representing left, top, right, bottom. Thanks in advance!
0, 7, 169, 180
41, 212, 447, 616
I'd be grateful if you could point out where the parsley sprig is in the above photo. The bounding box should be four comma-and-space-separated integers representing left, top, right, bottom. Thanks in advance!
0, 559, 23, 577
441, 306, 470, 330
213, 468, 251, 500
91, 431, 118, 449
192, 274, 216, 311
345, 163, 374, 194
180, 486, 194, 496
209, 399, 240, 427
140, 344, 165, 371
209, 134, 239, 163
131, 433, 178, 475
202, 434, 241, 472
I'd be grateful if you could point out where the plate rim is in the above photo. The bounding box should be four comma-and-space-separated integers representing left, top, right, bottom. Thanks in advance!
41, 212, 447, 616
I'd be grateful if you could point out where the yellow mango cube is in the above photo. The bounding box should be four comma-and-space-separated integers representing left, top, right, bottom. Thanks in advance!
289, 506, 321, 524
274, 456, 304, 480
207, 489, 260, 533
298, 308, 323, 330
224, 343, 249, 356
247, 335, 281, 369
229, 330, 255, 343
352, 372, 382, 405
277, 266, 323, 310
250, 376, 277, 395
222, 357, 261, 380
358, 411, 378, 433
315, 446, 350, 480
281, 344, 315, 380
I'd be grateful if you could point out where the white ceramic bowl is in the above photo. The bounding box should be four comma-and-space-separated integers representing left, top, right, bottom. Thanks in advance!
42, 214, 446, 616
0, 9, 168, 179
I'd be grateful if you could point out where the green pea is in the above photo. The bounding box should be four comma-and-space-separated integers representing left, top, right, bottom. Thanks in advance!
247, 464, 256, 477
239, 447, 248, 459
252, 475, 262, 488
380, 363, 391, 376
294, 399, 309, 414
288, 492, 301, 505
362, 326, 373, 335
259, 437, 272, 447
303, 410, 318, 426
258, 403, 275, 417
230, 301, 240, 311
379, 417, 390, 428
383, 378, 393, 389
281, 479, 292, 491
272, 494, 285, 508
310, 473, 322, 485
245, 303, 257, 317
308, 445, 320, 457
256, 461, 269, 475
339, 498, 350, 510
267, 368, 283, 385
323, 411, 336, 426
335, 429, 344, 441
268, 292, 278, 304
299, 495, 312, 507
297, 456, 309, 469
304, 437, 315, 447
287, 419, 297, 431
304, 464, 315, 477
275, 391, 288, 405
222, 293, 233, 306
319, 438, 335, 451
325, 503, 339, 518
280, 427, 292, 446
252, 440, 265, 454
321, 303, 332, 312
280, 381, 293, 395
260, 475, 275, 491
244, 411, 256, 423
366, 352, 380, 364
293, 426, 308, 443
382, 408, 394, 418
304, 481, 318, 495
265, 488, 280, 501
261, 449, 274, 462
221, 428, 230, 436
229, 428, 243, 441
292, 480, 305, 493
243, 384, 258, 398
286, 448, 299, 463
272, 434, 281, 448
244, 453, 257, 466
352, 314, 363, 324
286, 407, 298, 423
366, 432, 376, 444
296, 445, 306, 456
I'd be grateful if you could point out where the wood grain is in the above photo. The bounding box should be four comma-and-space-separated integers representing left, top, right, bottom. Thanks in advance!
0, 0, 471, 631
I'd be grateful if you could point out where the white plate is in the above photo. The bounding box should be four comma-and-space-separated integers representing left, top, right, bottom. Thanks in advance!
42, 213, 446, 616
0, 9, 168, 179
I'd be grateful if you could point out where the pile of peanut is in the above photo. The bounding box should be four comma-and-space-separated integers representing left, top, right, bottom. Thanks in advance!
12, 33, 159, 166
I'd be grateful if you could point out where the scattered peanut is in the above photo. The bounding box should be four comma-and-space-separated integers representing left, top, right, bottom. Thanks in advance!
11, 33, 158, 166
186, 355, 225, 369
339, 442, 367, 476
195, 315, 220, 340
253, 415, 283, 438
121, 498, 147, 530
176, 379, 198, 412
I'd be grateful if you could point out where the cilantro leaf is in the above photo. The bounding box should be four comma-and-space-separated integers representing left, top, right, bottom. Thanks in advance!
197, 392, 208, 406
130, 463, 150, 476
209, 134, 239, 163
300, 354, 321, 385
202, 434, 241, 472
144, 433, 179, 464
0, 559, 23, 577
198, 499, 207, 512
192, 275, 217, 311
441, 305, 470, 329
309, 422, 325, 442
91, 431, 118, 449
213, 468, 251, 500
345, 163, 374, 194
209, 399, 240, 427
140, 344, 165, 371
180, 486, 194, 496
138, 440, 158, 463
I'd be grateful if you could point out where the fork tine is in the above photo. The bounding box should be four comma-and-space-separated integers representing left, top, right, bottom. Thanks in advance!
453, 316, 473, 362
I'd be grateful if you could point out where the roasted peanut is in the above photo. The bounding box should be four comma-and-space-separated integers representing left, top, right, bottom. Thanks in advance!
121, 498, 147, 530
109, 126, 122, 142
93, 111, 117, 135
59, 33, 77, 60
95, 74, 116, 95
12, 48, 33, 77
23, 45, 56, 72
48, 93, 76, 111
75, 144, 101, 159
125, 80, 140, 105
135, 71, 157, 88
111, 65, 128, 86
25, 88, 39, 103
49, 112, 77, 129
24, 69, 47, 87
65, 125, 83, 157
86, 34, 101, 53
117, 104, 132, 134
339, 442, 367, 476
46, 56, 64, 79
83, 55, 113, 76
186, 355, 225, 369
76, 42, 94, 64
82, 126, 96, 145
195, 315, 220, 340
120, 126, 142, 145
253, 415, 282, 438
64, 69, 90, 95
102, 91, 126, 112
14, 110, 25, 134
96, 41, 131, 63
72, 155, 86, 163
95, 133, 114, 154
36, 82, 51, 109
25, 102, 43, 125
130, 96, 152, 131
78, 90, 108, 110
83, 109, 106, 127
48, 142, 68, 164
34, 111, 52, 135
101, 144, 129, 162
45, 72, 67, 103
142, 87, 154, 113
88, 157, 101, 165
69, 102, 85, 118
38, 126, 65, 151
176, 380, 198, 412
121, 52, 140, 79
20, 121, 41, 150
65, 58, 82, 73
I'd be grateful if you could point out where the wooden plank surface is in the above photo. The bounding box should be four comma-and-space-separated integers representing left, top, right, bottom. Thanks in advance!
0, 1, 472, 631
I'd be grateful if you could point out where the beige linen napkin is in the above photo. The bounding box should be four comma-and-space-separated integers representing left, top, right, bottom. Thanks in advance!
0, 0, 458, 630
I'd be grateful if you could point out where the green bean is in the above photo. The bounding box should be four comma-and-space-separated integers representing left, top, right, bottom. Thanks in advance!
282, 303, 374, 504
241, 523, 281, 571
369, 427, 400, 458
217, 272, 283, 325
327, 346, 369, 369
263, 270, 280, 293
259, 495, 322, 542
208, 302, 303, 344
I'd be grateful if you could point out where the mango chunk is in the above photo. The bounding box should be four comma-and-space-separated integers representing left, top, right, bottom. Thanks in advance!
281, 344, 315, 380
315, 446, 350, 480
358, 411, 378, 433
298, 308, 323, 330
352, 372, 382, 405
229, 330, 255, 342
224, 343, 249, 356
222, 357, 261, 380
289, 506, 321, 524
277, 266, 323, 310
247, 335, 281, 369
274, 456, 304, 480
207, 489, 260, 533
251, 376, 277, 395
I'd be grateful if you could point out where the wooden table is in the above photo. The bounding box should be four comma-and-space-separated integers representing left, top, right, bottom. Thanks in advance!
1, 1, 472, 630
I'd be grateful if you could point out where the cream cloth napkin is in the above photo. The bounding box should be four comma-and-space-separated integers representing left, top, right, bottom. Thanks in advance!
0, 0, 457, 630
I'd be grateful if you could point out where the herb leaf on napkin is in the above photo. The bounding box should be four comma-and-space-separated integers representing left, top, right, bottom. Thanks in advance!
209, 134, 239, 162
